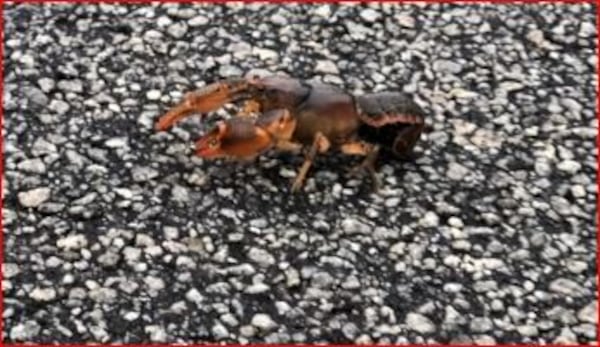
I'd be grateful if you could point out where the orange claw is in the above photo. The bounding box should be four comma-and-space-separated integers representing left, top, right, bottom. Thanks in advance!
195, 118, 273, 160
154, 96, 201, 131
155, 78, 251, 131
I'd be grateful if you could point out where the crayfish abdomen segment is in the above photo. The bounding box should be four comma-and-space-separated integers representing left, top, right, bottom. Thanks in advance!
355, 92, 426, 157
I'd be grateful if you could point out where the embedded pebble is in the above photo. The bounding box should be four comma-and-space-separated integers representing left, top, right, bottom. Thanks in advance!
186, 13, 208, 26
405, 312, 435, 334
131, 166, 159, 182
397, 14, 416, 28
146, 90, 161, 100
29, 287, 57, 301
167, 22, 188, 39
247, 247, 275, 267
557, 160, 581, 174
105, 137, 128, 148
10, 321, 41, 341
470, 317, 494, 333
549, 278, 586, 297
433, 59, 462, 74
447, 162, 469, 180
251, 313, 277, 331
17, 158, 46, 174
577, 301, 597, 324
315, 60, 340, 75
24, 86, 48, 106
38, 77, 55, 92
360, 8, 380, 22
185, 288, 204, 306
56, 234, 88, 250
420, 211, 440, 228
18, 187, 51, 207
212, 323, 229, 340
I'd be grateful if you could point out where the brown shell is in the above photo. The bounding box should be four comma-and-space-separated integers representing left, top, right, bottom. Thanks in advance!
250, 76, 311, 112
292, 84, 361, 146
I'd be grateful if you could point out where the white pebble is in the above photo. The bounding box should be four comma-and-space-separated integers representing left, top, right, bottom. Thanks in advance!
557, 160, 581, 174
18, 187, 50, 207
251, 313, 277, 331
146, 90, 161, 100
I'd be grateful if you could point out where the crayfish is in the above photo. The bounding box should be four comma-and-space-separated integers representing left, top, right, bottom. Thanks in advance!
155, 74, 426, 192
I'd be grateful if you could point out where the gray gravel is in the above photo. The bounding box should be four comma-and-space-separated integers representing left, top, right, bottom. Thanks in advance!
4, 3, 597, 344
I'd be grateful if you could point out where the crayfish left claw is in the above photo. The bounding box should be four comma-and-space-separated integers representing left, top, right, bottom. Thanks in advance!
155, 78, 252, 131
155, 96, 202, 131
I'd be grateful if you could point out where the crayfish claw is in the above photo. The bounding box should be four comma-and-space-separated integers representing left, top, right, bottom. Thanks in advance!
155, 78, 252, 131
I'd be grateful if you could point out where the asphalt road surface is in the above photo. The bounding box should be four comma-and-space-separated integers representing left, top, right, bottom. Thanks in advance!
4, 3, 597, 344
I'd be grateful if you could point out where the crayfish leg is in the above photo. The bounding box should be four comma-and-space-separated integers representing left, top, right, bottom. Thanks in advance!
392, 123, 424, 159
340, 142, 381, 192
291, 132, 330, 193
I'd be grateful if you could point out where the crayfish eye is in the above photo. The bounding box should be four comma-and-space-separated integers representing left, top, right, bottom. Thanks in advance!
208, 138, 219, 147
